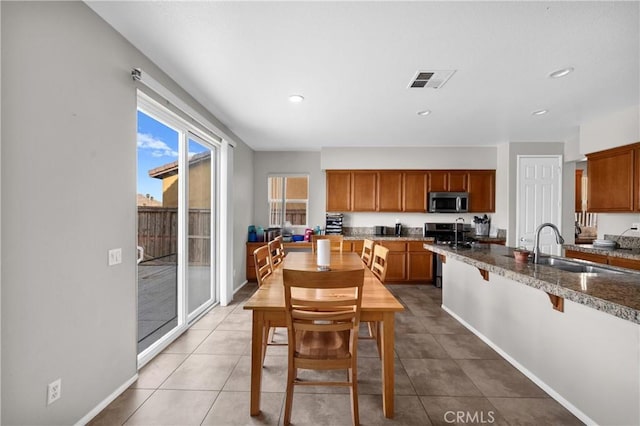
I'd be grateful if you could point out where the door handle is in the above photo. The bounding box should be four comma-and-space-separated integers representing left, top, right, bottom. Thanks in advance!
137, 246, 144, 264
456, 197, 461, 211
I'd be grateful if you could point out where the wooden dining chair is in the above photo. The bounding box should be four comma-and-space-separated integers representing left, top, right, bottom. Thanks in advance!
268, 235, 285, 267
253, 245, 273, 287
312, 234, 344, 253
253, 245, 280, 364
371, 244, 390, 283
361, 238, 375, 268
282, 268, 364, 426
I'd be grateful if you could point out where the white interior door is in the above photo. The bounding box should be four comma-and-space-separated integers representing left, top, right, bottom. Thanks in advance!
516, 155, 563, 255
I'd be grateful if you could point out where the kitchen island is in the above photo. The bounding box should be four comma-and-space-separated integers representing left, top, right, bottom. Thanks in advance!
424, 243, 640, 426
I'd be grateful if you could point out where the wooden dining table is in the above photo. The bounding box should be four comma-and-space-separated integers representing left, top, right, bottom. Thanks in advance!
243, 251, 405, 418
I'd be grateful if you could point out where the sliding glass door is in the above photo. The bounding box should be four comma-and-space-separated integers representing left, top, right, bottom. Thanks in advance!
136, 93, 219, 362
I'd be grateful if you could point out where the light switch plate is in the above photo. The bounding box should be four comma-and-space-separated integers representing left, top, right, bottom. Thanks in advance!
108, 248, 122, 266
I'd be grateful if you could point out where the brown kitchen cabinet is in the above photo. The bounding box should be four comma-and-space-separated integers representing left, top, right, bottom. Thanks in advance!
575, 169, 583, 212
378, 241, 407, 282
607, 256, 640, 271
403, 171, 428, 212
587, 143, 637, 212
376, 240, 433, 283
467, 170, 495, 213
326, 171, 352, 212
407, 242, 433, 282
377, 171, 403, 211
565, 249, 608, 264
352, 171, 378, 211
565, 248, 640, 272
326, 169, 494, 213
428, 171, 468, 192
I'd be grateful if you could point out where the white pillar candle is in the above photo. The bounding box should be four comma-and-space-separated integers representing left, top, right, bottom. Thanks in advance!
317, 239, 331, 269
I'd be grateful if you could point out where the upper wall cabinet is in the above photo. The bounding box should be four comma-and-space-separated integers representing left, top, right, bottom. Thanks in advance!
428, 171, 468, 192
378, 171, 404, 211
326, 170, 352, 212
326, 169, 495, 213
587, 142, 640, 212
467, 170, 495, 213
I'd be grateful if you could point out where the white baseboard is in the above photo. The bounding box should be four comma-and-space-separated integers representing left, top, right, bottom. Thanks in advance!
233, 280, 249, 295
75, 373, 139, 426
441, 304, 596, 426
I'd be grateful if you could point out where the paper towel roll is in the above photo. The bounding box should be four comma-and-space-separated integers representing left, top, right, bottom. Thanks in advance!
317, 239, 331, 267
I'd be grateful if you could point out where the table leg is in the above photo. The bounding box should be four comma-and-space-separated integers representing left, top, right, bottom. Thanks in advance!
250, 310, 265, 416
381, 312, 395, 418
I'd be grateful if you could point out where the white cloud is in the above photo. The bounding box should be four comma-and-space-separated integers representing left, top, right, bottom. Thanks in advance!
137, 133, 178, 158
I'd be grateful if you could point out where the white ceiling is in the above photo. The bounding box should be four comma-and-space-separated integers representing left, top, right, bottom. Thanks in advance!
87, 1, 639, 151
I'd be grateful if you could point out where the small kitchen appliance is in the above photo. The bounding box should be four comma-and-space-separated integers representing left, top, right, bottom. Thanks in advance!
375, 226, 387, 236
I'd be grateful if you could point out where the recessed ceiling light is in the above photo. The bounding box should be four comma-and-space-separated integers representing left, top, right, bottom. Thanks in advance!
549, 67, 574, 78
288, 94, 304, 103
532, 109, 548, 116
417, 110, 431, 116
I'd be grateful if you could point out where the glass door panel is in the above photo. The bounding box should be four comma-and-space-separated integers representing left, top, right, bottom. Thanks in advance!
136, 110, 181, 354
187, 137, 216, 317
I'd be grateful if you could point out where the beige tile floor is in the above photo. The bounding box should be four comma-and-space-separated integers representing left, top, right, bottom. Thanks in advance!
89, 284, 584, 426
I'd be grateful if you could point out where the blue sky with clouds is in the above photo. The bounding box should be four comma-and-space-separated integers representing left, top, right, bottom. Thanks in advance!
137, 111, 210, 202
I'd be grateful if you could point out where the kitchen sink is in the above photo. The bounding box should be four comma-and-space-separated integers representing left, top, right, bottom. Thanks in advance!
535, 256, 624, 274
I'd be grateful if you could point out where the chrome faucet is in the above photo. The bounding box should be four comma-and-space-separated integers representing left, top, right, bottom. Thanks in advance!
454, 217, 465, 247
533, 223, 565, 263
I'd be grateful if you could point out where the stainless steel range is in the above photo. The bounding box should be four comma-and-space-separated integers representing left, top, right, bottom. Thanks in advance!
424, 222, 474, 287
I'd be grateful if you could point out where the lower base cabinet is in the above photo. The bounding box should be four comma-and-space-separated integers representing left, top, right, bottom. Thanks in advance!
565, 249, 640, 271
246, 240, 433, 283
378, 241, 433, 284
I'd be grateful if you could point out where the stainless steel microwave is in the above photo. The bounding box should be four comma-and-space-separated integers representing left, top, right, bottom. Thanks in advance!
428, 192, 469, 213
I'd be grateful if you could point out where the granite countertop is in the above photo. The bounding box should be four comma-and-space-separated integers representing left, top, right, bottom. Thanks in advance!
424, 243, 640, 324
564, 244, 640, 260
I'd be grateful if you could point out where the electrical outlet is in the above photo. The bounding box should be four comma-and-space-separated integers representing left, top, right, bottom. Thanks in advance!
108, 248, 122, 266
47, 379, 61, 405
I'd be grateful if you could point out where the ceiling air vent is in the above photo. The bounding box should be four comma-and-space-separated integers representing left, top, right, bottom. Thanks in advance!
408, 70, 456, 89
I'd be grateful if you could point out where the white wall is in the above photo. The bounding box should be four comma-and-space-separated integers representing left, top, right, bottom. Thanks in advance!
579, 105, 640, 237
232, 142, 254, 290
1, 2, 252, 423
579, 105, 640, 155
321, 146, 497, 170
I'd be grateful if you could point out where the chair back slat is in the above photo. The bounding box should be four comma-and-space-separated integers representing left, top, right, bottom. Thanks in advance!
253, 245, 273, 287
371, 245, 390, 283
269, 236, 285, 267
361, 239, 375, 268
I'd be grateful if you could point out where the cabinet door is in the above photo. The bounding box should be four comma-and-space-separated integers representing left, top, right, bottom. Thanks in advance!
564, 249, 608, 265
350, 240, 364, 255
407, 242, 433, 281
607, 256, 640, 271
378, 171, 403, 212
326, 171, 352, 212
428, 171, 448, 192
352, 171, 377, 211
378, 241, 407, 282
587, 146, 635, 212
403, 172, 428, 212
575, 169, 583, 212
467, 170, 495, 212
448, 171, 468, 192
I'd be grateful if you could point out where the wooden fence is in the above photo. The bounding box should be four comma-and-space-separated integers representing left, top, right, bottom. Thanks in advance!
138, 207, 211, 265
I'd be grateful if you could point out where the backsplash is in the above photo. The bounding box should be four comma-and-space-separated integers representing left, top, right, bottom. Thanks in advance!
343, 226, 424, 236
604, 234, 640, 249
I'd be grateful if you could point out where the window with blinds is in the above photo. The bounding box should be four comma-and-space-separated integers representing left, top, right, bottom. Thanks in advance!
268, 175, 309, 228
